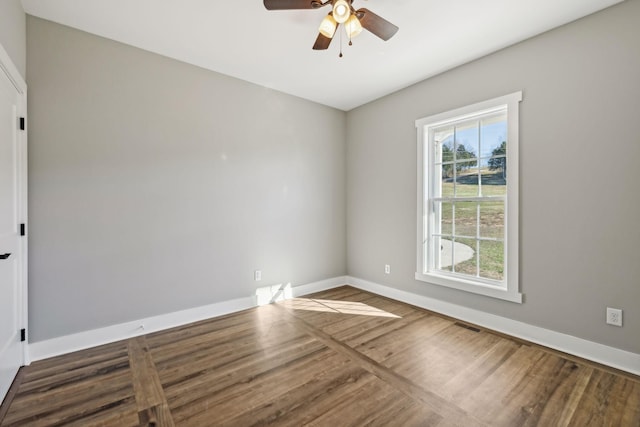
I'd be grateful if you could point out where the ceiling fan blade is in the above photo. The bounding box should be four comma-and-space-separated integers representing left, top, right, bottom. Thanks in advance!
356, 8, 399, 41
264, 0, 322, 10
312, 32, 333, 50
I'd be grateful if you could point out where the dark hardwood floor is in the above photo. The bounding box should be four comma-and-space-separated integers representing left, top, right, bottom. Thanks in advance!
1, 286, 639, 426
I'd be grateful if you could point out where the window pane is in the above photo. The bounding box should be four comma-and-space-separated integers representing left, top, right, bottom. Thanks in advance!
480, 112, 507, 192
436, 237, 453, 272
441, 175, 454, 198
485, 157, 507, 190
453, 164, 480, 197
480, 112, 507, 160
482, 166, 506, 195
479, 240, 504, 282
438, 202, 453, 236
436, 129, 455, 197
479, 201, 504, 239
454, 120, 479, 170
454, 202, 477, 237
452, 237, 477, 276
435, 127, 454, 165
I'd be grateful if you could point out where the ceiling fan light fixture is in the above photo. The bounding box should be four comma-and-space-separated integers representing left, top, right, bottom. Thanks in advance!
344, 14, 363, 38
319, 14, 337, 38
332, 0, 350, 23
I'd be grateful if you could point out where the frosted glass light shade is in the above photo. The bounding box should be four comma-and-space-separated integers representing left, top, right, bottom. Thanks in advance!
345, 14, 362, 38
332, 0, 350, 23
319, 14, 337, 38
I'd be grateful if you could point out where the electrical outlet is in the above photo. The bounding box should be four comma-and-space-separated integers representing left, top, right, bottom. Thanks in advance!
606, 307, 622, 327
254, 270, 262, 281
384, 264, 390, 274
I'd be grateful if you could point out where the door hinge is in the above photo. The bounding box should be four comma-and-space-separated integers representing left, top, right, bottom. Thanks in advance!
19, 117, 25, 131
20, 329, 26, 342
20, 223, 25, 236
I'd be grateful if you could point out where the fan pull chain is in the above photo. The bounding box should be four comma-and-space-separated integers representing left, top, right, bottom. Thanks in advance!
339, 27, 343, 58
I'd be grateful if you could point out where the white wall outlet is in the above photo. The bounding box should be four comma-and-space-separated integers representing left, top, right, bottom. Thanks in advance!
384, 264, 391, 274
606, 307, 622, 326
254, 270, 262, 281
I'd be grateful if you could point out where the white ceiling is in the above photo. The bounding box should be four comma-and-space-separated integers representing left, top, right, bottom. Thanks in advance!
21, 0, 623, 111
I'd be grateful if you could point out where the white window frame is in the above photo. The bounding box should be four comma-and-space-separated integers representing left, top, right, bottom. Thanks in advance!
415, 92, 522, 303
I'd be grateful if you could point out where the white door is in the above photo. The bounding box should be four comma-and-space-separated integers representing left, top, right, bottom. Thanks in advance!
0, 53, 26, 402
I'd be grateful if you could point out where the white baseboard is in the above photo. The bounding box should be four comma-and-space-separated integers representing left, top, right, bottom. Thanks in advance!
28, 276, 346, 362
346, 276, 640, 376
28, 296, 255, 363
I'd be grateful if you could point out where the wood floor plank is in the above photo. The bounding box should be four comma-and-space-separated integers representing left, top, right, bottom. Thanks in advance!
442, 337, 522, 402
354, 312, 452, 361
127, 336, 174, 427
145, 308, 274, 349
319, 306, 402, 336
0, 369, 24, 425
163, 336, 327, 415
3, 378, 135, 427
177, 352, 359, 426
1, 340, 137, 426
303, 374, 425, 427
18, 353, 130, 395
61, 405, 139, 427
340, 308, 429, 348
568, 369, 640, 426
150, 318, 303, 374
218, 365, 378, 426
5, 365, 132, 418
276, 301, 349, 330
532, 362, 593, 427
21, 341, 129, 384
456, 347, 587, 426
382, 324, 505, 391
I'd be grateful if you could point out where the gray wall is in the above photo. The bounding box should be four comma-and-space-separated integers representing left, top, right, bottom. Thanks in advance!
0, 0, 26, 78
27, 16, 346, 342
347, 0, 640, 354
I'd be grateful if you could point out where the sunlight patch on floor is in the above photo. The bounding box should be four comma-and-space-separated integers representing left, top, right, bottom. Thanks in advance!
285, 298, 401, 318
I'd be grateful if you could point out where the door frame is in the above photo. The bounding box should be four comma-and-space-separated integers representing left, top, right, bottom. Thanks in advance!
0, 42, 28, 366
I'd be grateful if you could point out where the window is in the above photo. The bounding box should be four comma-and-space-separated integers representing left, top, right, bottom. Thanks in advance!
415, 92, 522, 303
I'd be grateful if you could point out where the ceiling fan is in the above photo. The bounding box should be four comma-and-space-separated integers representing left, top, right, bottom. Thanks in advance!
263, 0, 398, 53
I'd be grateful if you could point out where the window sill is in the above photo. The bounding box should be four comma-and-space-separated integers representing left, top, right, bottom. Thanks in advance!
415, 271, 523, 303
